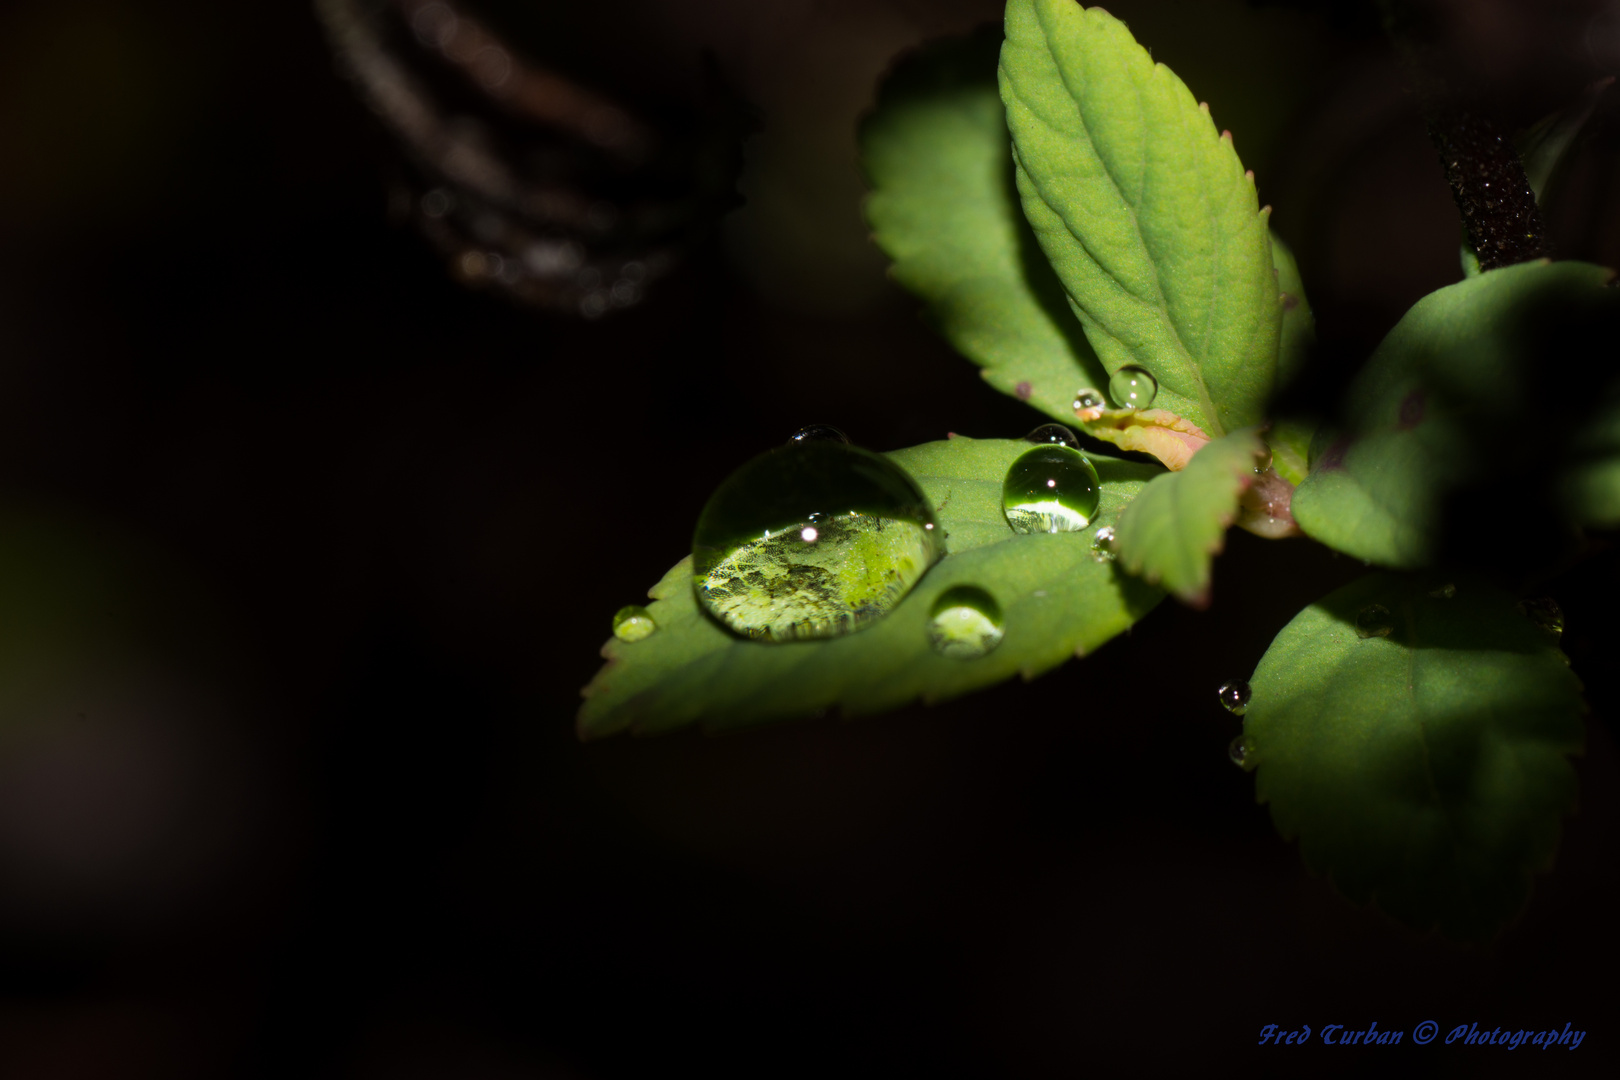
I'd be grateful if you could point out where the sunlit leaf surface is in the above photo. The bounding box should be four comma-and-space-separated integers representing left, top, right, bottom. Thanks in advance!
579, 438, 1162, 737
999, 0, 1283, 435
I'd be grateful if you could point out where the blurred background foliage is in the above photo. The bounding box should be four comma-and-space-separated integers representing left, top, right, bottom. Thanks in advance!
0, 0, 1617, 1075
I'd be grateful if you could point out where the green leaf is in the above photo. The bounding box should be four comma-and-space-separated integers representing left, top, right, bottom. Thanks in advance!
999, 0, 1283, 436
579, 438, 1163, 737
1517, 77, 1612, 204
1271, 232, 1314, 392
1561, 379, 1620, 527
1113, 429, 1264, 607
1243, 573, 1585, 941
862, 29, 1108, 427
1292, 260, 1620, 568
1265, 418, 1313, 487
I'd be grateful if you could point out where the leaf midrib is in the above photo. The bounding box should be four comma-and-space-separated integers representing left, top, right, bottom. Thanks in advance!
1016, 3, 1222, 433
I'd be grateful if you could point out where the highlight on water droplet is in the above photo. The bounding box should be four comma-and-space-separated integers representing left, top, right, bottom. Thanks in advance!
1108, 366, 1158, 409
1216, 680, 1250, 716
1355, 604, 1395, 639
1002, 445, 1101, 534
1518, 596, 1564, 641
1228, 735, 1250, 767
1024, 423, 1080, 448
1073, 388, 1105, 413
1091, 526, 1118, 562
788, 424, 850, 445
927, 585, 1004, 660
612, 605, 657, 643
692, 441, 940, 642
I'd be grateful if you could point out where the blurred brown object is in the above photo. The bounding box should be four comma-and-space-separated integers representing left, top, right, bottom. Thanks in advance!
316, 0, 749, 317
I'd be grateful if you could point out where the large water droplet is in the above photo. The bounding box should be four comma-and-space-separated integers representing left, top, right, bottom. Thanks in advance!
1108, 366, 1157, 409
1217, 680, 1250, 716
1518, 596, 1564, 641
693, 441, 940, 641
789, 424, 850, 445
927, 585, 1004, 660
1228, 736, 1250, 767
1073, 388, 1104, 412
1091, 526, 1118, 562
1002, 445, 1101, 534
1025, 423, 1079, 448
612, 605, 657, 642
1355, 604, 1394, 639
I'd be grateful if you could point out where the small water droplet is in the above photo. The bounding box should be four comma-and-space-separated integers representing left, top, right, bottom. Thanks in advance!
1108, 366, 1158, 409
927, 586, 1004, 660
1228, 736, 1249, 767
1216, 680, 1250, 716
1024, 423, 1079, 448
789, 425, 850, 445
1355, 604, 1394, 638
612, 605, 657, 642
1091, 526, 1118, 562
1428, 583, 1456, 599
693, 442, 940, 641
1073, 388, 1104, 411
1002, 445, 1101, 533
1518, 597, 1564, 641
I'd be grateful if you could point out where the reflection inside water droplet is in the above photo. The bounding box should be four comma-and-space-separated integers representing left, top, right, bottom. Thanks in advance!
1216, 680, 1250, 716
1355, 604, 1394, 639
1073, 388, 1104, 413
612, 605, 657, 643
1228, 736, 1249, 767
692, 441, 939, 641
1002, 445, 1101, 534
1025, 423, 1080, 448
788, 424, 851, 445
1109, 366, 1158, 409
927, 586, 1004, 660
1091, 526, 1118, 562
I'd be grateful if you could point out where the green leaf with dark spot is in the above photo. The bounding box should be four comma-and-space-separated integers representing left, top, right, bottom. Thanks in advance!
1243, 573, 1585, 941
1113, 429, 1263, 607
1292, 260, 1620, 567
999, 0, 1283, 436
579, 438, 1162, 737
862, 29, 1108, 425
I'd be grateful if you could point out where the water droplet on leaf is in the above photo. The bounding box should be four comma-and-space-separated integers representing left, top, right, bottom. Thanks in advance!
927, 586, 1004, 660
1024, 423, 1079, 448
1355, 604, 1394, 639
692, 442, 940, 641
1002, 445, 1101, 534
612, 605, 657, 642
1228, 736, 1249, 767
1217, 680, 1250, 715
1518, 597, 1564, 641
1073, 388, 1104, 411
789, 425, 850, 445
1091, 526, 1118, 562
1108, 366, 1157, 409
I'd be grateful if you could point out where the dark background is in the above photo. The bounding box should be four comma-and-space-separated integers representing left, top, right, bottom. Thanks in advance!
0, 0, 1617, 1075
